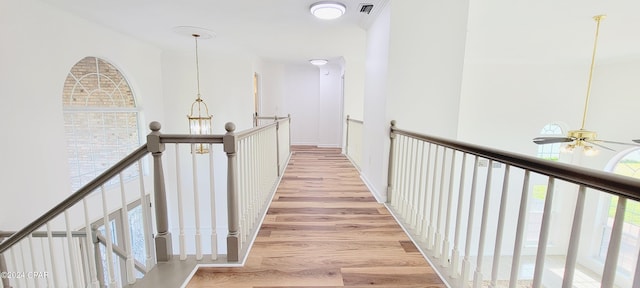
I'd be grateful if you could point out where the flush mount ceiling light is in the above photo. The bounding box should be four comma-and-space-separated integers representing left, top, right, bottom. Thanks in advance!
310, 1, 346, 20
309, 59, 329, 66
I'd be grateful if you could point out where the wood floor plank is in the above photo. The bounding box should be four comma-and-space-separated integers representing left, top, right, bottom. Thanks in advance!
186, 146, 444, 287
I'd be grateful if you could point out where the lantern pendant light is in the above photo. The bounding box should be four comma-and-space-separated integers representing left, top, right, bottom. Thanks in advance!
187, 33, 212, 154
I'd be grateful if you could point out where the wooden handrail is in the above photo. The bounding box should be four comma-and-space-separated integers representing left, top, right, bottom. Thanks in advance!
390, 122, 640, 201
0, 144, 149, 254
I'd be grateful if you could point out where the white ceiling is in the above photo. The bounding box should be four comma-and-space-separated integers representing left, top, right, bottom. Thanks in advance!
40, 0, 389, 64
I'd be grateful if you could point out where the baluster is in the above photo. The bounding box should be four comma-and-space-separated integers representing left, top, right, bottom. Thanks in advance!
224, 122, 240, 262
176, 144, 186, 260
0, 244, 5, 288
415, 142, 428, 237
100, 186, 118, 287
434, 148, 448, 258
602, 196, 627, 288
209, 143, 218, 260
119, 173, 135, 284
441, 150, 457, 267
46, 223, 61, 287
399, 136, 409, 220
0, 235, 6, 288
40, 238, 53, 287
60, 235, 72, 287
83, 198, 100, 287
6, 245, 16, 288
64, 210, 81, 287
633, 246, 640, 288
420, 144, 433, 239
402, 138, 414, 223
412, 139, 422, 230
192, 144, 203, 260
27, 235, 40, 288
562, 185, 586, 288
19, 241, 28, 288
239, 138, 247, 244
489, 164, 510, 288
532, 177, 555, 288
473, 159, 494, 288
428, 145, 440, 250
137, 159, 154, 269
410, 141, 425, 230
450, 152, 467, 278
461, 156, 480, 287
509, 170, 530, 288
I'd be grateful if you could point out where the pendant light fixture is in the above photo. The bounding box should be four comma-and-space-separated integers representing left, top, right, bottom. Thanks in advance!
187, 33, 212, 154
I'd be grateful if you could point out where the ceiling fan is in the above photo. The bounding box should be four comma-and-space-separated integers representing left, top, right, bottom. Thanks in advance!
533, 15, 639, 154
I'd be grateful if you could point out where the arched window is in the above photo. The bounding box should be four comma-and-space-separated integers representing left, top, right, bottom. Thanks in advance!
536, 123, 563, 161
598, 148, 640, 277
526, 123, 565, 245
63, 57, 140, 191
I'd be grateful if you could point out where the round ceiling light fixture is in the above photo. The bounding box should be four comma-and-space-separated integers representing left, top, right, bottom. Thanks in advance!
310, 1, 346, 20
309, 59, 329, 66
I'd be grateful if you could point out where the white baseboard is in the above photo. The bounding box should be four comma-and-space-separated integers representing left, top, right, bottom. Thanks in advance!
359, 173, 387, 203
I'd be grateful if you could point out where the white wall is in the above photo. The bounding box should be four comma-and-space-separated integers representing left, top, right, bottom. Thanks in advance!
260, 62, 345, 147
361, 2, 392, 201
0, 0, 164, 230
385, 0, 469, 138
361, 0, 470, 201
318, 64, 344, 148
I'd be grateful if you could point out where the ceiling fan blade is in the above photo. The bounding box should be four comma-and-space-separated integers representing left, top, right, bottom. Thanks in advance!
585, 140, 615, 151
592, 139, 640, 146
533, 137, 574, 145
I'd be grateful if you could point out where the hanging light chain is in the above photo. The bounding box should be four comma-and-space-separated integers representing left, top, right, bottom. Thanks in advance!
193, 33, 202, 101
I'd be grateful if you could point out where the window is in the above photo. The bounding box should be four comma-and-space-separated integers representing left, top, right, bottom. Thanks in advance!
536, 123, 563, 161
526, 124, 564, 245
598, 148, 640, 277
62, 57, 140, 191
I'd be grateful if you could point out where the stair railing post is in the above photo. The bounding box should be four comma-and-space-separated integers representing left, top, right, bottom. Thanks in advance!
147, 121, 172, 262
92, 227, 105, 287
224, 122, 240, 262
345, 115, 350, 155
0, 235, 10, 288
275, 116, 281, 176
387, 120, 397, 203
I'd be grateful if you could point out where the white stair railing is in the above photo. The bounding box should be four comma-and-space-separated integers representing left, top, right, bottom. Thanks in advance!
345, 115, 364, 170
385, 120, 640, 288
0, 116, 291, 287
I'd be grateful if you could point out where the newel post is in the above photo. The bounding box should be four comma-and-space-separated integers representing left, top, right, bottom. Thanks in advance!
224, 122, 240, 262
147, 121, 172, 262
345, 115, 351, 155
275, 116, 281, 176
386, 120, 397, 203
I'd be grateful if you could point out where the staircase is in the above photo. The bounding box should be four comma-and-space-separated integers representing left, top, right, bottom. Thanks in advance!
0, 116, 291, 288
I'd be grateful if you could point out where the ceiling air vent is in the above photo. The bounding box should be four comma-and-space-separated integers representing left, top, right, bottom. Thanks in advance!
359, 4, 374, 14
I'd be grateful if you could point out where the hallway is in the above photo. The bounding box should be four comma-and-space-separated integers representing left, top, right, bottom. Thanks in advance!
186, 146, 445, 287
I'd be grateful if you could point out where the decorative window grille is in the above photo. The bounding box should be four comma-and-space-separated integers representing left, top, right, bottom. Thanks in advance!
62, 57, 140, 191
526, 124, 564, 246
536, 123, 563, 161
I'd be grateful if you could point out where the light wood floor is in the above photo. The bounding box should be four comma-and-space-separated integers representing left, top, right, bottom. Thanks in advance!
186, 146, 445, 288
